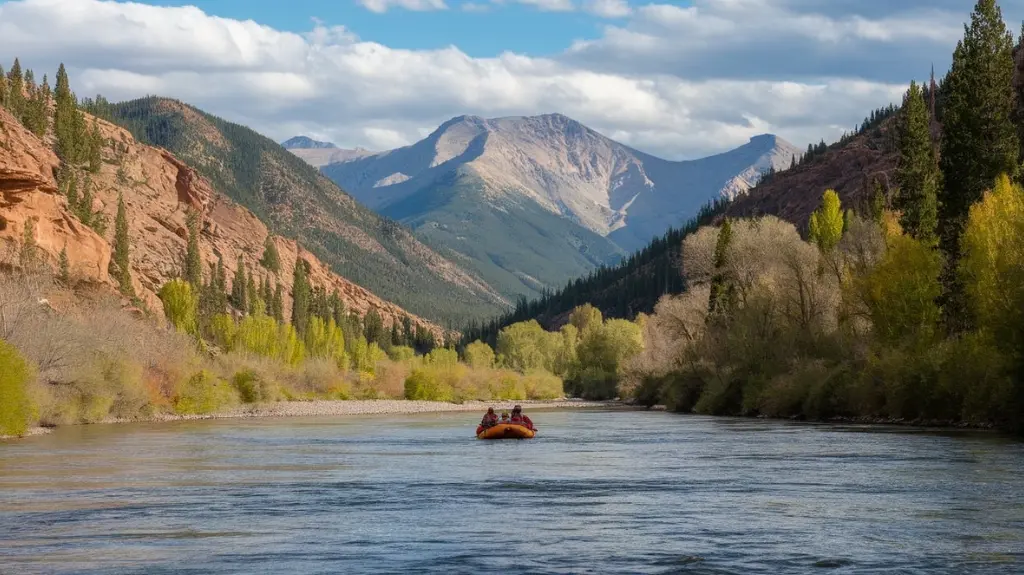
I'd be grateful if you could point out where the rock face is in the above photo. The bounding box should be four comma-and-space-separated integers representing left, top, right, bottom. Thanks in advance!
0, 107, 447, 339
317, 114, 799, 253
0, 108, 112, 283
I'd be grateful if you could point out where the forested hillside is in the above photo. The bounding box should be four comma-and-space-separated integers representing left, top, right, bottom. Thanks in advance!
80, 96, 506, 326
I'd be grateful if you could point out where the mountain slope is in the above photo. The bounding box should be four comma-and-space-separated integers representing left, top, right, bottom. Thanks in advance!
382, 169, 625, 299
281, 136, 337, 149
0, 105, 448, 339
314, 113, 796, 300
89, 97, 505, 325
463, 103, 903, 343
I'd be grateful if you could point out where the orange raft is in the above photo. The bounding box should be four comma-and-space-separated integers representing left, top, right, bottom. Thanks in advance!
476, 423, 536, 440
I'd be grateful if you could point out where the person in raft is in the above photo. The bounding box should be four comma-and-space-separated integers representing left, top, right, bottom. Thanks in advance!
480, 407, 499, 429
500, 411, 511, 423
510, 405, 535, 430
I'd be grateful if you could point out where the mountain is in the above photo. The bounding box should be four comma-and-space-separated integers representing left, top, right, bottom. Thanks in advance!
312, 113, 797, 300
281, 136, 337, 149
290, 147, 375, 168
0, 105, 448, 339
463, 103, 903, 344
88, 97, 505, 325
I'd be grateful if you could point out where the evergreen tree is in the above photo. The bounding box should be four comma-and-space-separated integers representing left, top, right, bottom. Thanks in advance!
6, 59, 25, 120
259, 235, 281, 273
112, 192, 134, 296
54, 63, 80, 162
403, 315, 414, 347
245, 273, 258, 315
184, 209, 203, 288
707, 218, 736, 317
23, 75, 48, 136
79, 174, 94, 225
58, 243, 70, 285
272, 282, 284, 322
291, 259, 311, 336
87, 118, 103, 173
231, 254, 248, 312
895, 81, 940, 245
261, 275, 273, 315
938, 0, 1019, 332
65, 169, 79, 211
0, 64, 7, 108
364, 309, 385, 347
214, 254, 228, 311
391, 321, 402, 347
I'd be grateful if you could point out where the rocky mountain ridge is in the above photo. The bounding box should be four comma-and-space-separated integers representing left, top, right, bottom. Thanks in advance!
0, 105, 449, 338
312, 114, 800, 252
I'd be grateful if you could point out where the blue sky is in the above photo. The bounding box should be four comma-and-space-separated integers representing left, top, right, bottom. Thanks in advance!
132, 0, 616, 56
1, 0, 1020, 159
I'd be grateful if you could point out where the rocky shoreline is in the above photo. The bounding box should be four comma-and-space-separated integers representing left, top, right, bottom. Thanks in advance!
3, 398, 626, 439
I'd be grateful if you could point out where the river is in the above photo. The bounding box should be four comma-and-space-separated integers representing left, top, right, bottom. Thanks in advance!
1, 409, 1023, 574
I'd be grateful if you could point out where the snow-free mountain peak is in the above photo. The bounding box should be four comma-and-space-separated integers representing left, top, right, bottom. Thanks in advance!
281, 135, 337, 149
288, 113, 799, 301
313, 114, 798, 249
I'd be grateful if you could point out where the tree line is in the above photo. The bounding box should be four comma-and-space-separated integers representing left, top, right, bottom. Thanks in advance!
623, 0, 1024, 431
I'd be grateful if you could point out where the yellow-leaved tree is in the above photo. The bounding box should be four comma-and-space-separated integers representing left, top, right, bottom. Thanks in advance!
809, 189, 845, 252
960, 174, 1024, 352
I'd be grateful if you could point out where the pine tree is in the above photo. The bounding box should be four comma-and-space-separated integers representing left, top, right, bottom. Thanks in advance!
272, 282, 284, 322
58, 243, 70, 285
403, 316, 413, 347
0, 64, 7, 108
895, 81, 940, 245
112, 192, 134, 296
87, 118, 103, 173
65, 169, 79, 211
54, 63, 79, 162
707, 218, 735, 317
938, 0, 1019, 332
214, 254, 228, 311
184, 209, 203, 288
259, 235, 281, 273
245, 274, 258, 315
261, 275, 272, 315
6, 59, 25, 120
231, 255, 248, 312
291, 259, 311, 336
391, 320, 401, 346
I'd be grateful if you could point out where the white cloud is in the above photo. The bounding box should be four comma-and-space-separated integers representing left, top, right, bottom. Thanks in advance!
0, 0, 984, 161
492, 0, 575, 12
358, 0, 448, 13
583, 0, 630, 18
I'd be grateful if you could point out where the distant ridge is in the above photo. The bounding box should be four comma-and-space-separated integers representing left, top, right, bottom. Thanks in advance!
281, 135, 337, 149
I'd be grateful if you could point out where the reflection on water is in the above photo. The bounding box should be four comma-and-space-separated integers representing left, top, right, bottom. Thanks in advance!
2, 410, 1024, 574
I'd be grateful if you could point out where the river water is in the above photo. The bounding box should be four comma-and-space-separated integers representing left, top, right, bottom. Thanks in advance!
2, 409, 1023, 574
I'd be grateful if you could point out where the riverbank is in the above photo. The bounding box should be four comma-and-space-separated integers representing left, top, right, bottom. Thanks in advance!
2, 398, 627, 439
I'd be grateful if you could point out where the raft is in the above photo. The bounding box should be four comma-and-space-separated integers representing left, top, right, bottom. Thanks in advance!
476, 423, 536, 440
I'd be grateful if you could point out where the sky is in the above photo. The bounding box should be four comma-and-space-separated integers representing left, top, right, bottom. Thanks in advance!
1, 0, 1021, 160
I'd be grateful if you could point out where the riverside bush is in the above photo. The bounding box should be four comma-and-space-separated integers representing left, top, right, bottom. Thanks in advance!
173, 370, 238, 415
0, 339, 35, 436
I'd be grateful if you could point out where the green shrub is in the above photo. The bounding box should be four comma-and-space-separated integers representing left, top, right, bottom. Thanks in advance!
522, 370, 563, 400
387, 345, 416, 362
232, 369, 281, 403
0, 340, 36, 436
404, 368, 454, 401
174, 370, 238, 415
